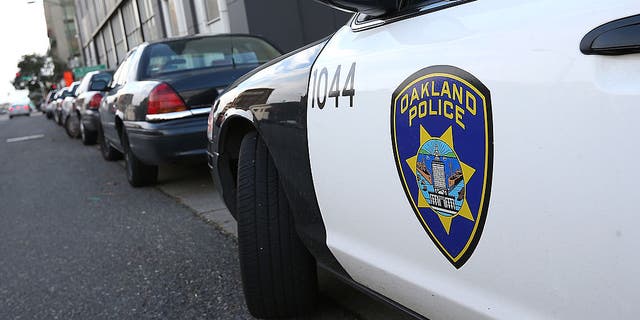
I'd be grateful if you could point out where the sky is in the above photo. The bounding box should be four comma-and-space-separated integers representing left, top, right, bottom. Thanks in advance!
0, 1, 50, 102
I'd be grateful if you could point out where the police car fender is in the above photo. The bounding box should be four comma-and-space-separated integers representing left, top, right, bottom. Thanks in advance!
306, 0, 640, 319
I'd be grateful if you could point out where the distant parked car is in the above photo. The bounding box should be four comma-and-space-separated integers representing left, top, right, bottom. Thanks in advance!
44, 90, 60, 119
98, 34, 281, 187
41, 90, 57, 116
63, 72, 114, 141
52, 86, 76, 125
59, 81, 80, 129
8, 103, 30, 119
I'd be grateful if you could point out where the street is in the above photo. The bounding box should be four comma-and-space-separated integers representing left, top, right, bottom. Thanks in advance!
0, 113, 411, 320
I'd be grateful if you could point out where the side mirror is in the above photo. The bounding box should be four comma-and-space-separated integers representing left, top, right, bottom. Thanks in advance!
314, 0, 400, 17
89, 79, 109, 92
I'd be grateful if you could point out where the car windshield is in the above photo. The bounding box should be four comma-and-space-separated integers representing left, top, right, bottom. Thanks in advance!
142, 36, 281, 79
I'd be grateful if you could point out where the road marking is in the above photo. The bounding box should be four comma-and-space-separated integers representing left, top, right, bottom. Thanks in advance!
6, 134, 45, 143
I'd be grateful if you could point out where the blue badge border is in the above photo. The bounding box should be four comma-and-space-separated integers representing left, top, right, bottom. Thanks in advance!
390, 65, 494, 269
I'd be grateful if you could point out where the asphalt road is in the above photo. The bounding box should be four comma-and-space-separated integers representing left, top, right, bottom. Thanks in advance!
0, 113, 358, 320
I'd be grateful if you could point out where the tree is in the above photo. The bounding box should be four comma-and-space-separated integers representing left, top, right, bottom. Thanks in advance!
15, 54, 45, 78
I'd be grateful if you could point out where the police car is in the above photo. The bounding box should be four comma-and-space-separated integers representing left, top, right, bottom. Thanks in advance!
207, 0, 640, 318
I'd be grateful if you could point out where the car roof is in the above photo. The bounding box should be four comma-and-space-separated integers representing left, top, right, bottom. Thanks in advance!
144, 33, 274, 46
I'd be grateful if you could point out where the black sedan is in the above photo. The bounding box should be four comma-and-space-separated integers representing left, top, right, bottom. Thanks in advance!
98, 34, 281, 187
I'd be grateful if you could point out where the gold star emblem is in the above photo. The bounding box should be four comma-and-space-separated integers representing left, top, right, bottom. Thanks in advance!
405, 125, 476, 234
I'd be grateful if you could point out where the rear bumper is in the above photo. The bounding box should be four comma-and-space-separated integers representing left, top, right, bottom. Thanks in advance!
9, 110, 30, 116
124, 115, 208, 165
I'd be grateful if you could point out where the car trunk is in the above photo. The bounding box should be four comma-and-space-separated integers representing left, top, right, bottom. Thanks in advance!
152, 65, 259, 110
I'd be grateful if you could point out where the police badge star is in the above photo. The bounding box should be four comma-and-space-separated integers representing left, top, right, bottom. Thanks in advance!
391, 65, 494, 268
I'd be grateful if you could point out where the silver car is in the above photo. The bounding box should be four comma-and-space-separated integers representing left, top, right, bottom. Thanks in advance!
8, 103, 30, 119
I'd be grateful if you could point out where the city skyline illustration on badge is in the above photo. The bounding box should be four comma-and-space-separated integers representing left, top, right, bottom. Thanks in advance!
391, 65, 493, 268
405, 126, 476, 234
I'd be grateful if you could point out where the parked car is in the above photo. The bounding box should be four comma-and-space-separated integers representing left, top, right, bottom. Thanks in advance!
98, 34, 281, 187
8, 103, 30, 119
63, 71, 114, 142
207, 1, 640, 319
44, 90, 60, 119
59, 81, 80, 129
52, 85, 78, 125
51, 87, 69, 124
41, 90, 57, 116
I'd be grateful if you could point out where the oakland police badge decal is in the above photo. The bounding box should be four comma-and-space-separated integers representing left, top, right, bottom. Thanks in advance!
391, 65, 493, 268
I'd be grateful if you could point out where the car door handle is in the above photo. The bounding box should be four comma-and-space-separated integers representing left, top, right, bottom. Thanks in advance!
581, 14, 640, 55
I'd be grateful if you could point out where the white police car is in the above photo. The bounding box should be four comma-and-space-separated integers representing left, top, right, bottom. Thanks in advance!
208, 0, 640, 318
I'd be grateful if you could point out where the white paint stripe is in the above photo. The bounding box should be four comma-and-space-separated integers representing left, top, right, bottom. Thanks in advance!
6, 134, 45, 143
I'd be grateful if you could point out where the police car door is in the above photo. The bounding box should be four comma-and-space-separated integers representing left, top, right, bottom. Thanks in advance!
307, 0, 640, 318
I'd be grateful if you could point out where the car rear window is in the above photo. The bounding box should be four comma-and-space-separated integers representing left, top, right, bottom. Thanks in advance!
92, 72, 113, 85
141, 36, 281, 79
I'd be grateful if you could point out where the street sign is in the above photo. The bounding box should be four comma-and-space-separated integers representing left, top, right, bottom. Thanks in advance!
72, 64, 106, 78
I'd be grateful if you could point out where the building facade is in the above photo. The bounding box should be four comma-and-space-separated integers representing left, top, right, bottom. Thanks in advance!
74, 0, 351, 69
43, 0, 81, 67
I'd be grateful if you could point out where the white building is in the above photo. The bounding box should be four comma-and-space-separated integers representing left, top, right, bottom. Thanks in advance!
73, 0, 350, 69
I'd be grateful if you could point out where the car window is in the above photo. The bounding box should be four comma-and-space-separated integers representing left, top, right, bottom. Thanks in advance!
70, 83, 80, 96
90, 72, 113, 90
141, 36, 280, 79
76, 74, 93, 95
60, 89, 72, 98
112, 50, 136, 87
92, 72, 113, 84
47, 92, 57, 102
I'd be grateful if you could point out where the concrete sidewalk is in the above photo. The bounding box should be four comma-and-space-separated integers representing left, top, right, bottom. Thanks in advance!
153, 163, 415, 320
155, 163, 237, 237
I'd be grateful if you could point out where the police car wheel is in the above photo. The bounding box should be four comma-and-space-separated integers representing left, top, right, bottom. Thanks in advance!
81, 122, 98, 145
65, 116, 80, 139
236, 131, 318, 318
122, 131, 157, 187
99, 125, 122, 161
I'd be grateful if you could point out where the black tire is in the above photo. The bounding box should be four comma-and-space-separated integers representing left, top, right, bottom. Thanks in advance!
64, 115, 80, 139
9, 115, 12, 119
80, 121, 97, 145
46, 111, 52, 119
237, 131, 318, 318
98, 125, 122, 161
122, 132, 157, 187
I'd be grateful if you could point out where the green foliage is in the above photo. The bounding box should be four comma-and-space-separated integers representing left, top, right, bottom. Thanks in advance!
16, 54, 45, 78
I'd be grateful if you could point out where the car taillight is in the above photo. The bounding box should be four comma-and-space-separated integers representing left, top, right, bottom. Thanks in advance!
23, 106, 29, 110
147, 83, 187, 115
8, 107, 13, 111
88, 93, 103, 109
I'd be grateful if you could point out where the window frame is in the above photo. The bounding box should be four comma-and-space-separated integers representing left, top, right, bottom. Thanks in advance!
204, 0, 221, 24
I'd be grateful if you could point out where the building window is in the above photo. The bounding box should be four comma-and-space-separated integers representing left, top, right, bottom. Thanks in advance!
205, 0, 220, 22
